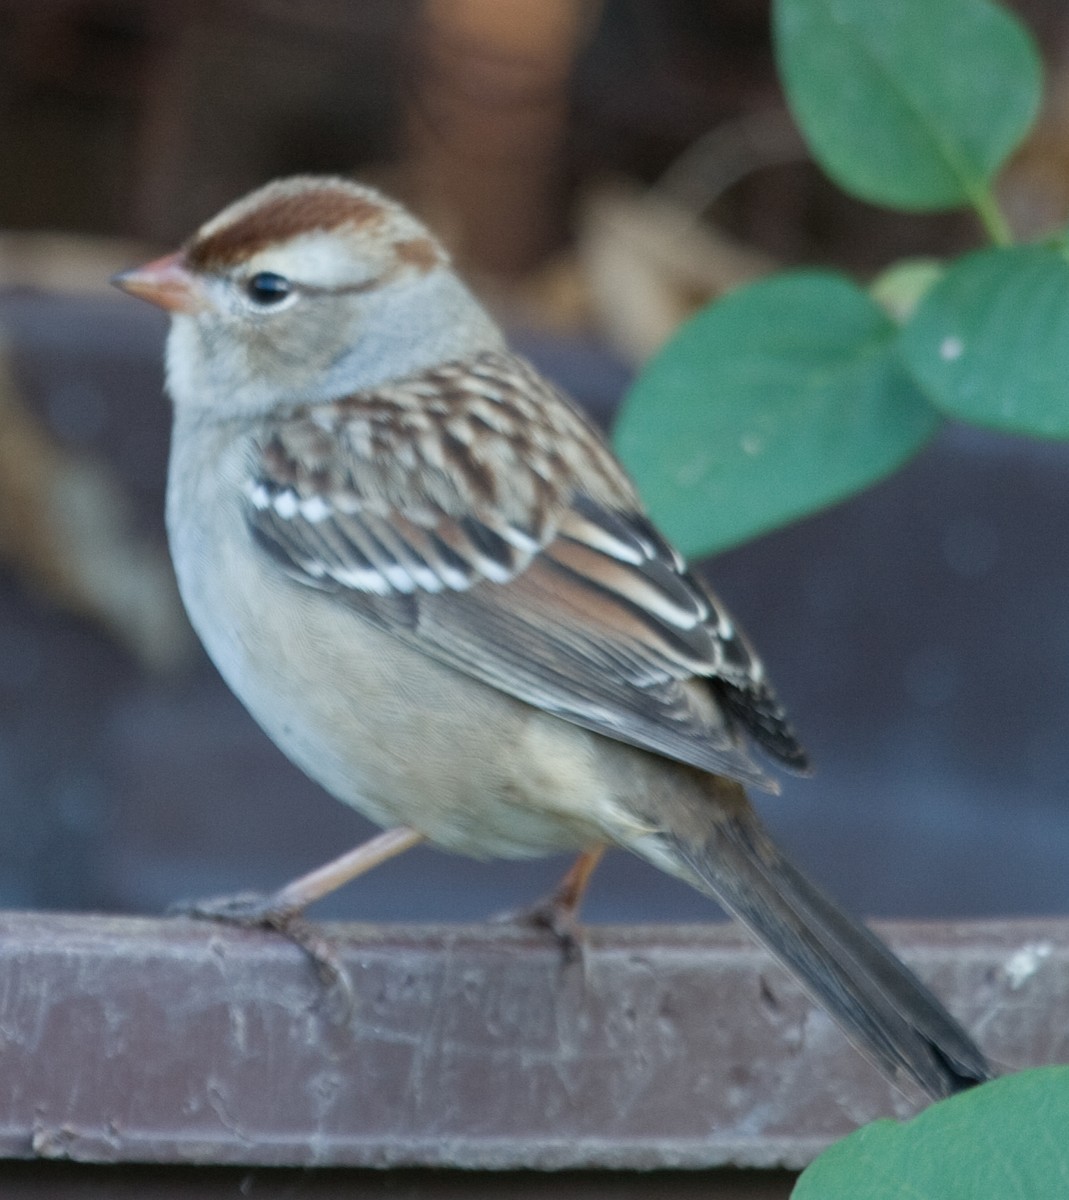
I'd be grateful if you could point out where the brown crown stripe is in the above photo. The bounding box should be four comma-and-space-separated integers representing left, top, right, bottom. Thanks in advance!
393, 237, 440, 272
187, 187, 388, 270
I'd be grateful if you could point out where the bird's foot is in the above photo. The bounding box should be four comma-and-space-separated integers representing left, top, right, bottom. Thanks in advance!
492, 847, 605, 965
170, 889, 295, 927
493, 895, 586, 965
169, 890, 353, 1021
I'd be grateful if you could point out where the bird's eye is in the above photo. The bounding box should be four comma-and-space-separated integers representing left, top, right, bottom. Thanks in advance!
245, 271, 293, 305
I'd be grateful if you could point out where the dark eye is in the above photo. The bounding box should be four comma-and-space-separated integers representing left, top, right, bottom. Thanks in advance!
245, 271, 292, 305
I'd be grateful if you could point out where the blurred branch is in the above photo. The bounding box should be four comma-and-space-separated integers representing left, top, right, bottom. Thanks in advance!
509, 111, 801, 363
576, 180, 780, 363
654, 108, 807, 215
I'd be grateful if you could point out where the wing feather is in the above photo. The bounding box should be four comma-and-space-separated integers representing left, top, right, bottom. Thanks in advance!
246, 352, 808, 788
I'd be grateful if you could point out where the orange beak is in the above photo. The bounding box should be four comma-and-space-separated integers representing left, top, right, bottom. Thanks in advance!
111, 252, 206, 314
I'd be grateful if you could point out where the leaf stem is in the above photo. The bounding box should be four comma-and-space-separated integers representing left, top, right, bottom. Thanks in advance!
971, 188, 1013, 246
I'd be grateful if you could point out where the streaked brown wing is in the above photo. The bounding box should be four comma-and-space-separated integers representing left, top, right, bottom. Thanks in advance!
245, 353, 807, 791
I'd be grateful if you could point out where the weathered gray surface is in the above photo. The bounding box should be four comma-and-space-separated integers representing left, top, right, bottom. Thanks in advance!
0, 913, 1064, 1171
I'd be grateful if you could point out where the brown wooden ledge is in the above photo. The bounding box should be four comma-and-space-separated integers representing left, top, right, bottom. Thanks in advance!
0, 912, 1065, 1172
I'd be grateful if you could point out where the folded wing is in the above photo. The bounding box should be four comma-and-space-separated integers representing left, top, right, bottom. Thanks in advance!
246, 352, 807, 790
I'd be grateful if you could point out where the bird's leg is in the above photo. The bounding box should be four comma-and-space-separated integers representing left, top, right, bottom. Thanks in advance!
174, 825, 426, 924
496, 845, 606, 961
268, 826, 427, 914
171, 826, 426, 1002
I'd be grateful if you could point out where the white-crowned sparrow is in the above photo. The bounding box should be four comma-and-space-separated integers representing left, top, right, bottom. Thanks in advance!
113, 175, 989, 1099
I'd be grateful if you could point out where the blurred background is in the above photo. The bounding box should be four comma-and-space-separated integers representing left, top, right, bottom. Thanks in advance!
1, 0, 1068, 923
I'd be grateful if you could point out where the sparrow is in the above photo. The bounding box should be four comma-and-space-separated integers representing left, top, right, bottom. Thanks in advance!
112, 175, 990, 1100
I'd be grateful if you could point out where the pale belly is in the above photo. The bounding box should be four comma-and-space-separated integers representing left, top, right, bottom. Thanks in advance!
168, 480, 636, 860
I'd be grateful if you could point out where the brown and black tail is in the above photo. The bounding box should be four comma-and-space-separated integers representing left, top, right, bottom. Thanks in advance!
645, 777, 991, 1099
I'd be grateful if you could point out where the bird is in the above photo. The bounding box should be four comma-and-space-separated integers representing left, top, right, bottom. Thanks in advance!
112, 174, 990, 1101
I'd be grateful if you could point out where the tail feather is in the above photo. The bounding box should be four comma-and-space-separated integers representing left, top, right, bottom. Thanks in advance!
656, 804, 991, 1099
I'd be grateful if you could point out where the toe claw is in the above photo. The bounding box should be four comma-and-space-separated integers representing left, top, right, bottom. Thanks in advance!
493, 899, 586, 964
168, 890, 295, 927
168, 889, 353, 1022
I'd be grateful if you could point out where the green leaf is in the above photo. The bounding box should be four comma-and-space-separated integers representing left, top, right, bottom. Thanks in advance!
792, 1066, 1069, 1200
773, 0, 1041, 212
900, 245, 1069, 438
613, 272, 941, 558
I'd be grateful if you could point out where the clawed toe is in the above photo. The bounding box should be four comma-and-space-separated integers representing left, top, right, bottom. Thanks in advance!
168, 890, 298, 929
492, 847, 604, 964
169, 890, 353, 1020
493, 898, 586, 963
